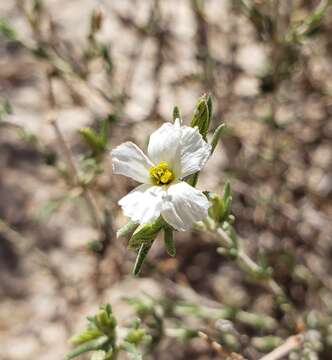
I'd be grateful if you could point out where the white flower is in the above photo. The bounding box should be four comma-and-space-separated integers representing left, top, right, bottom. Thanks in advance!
111, 119, 211, 231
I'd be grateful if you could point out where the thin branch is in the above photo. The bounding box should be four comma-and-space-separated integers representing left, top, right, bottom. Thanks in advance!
260, 334, 304, 360
48, 115, 102, 231
198, 331, 247, 360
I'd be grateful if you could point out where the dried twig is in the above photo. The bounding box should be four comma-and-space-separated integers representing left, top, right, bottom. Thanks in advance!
198, 331, 247, 360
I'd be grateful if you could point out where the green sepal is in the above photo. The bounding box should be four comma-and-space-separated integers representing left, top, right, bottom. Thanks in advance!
133, 242, 153, 276
210, 123, 225, 155
128, 219, 163, 251
172, 105, 182, 123
186, 172, 199, 187
164, 227, 176, 257
117, 221, 139, 238
65, 336, 109, 360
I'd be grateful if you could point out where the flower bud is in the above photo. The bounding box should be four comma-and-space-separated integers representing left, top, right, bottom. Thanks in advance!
94, 305, 117, 337
190, 94, 212, 140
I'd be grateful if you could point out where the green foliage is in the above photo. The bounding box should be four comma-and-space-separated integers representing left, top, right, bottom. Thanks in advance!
190, 93, 212, 140
69, 327, 102, 345
208, 181, 232, 224
292, 0, 331, 40
163, 227, 176, 257
0, 98, 12, 121
88, 240, 104, 253
65, 337, 110, 360
0, 18, 18, 41
252, 336, 283, 352
133, 243, 153, 276
79, 117, 110, 158
210, 123, 225, 155
66, 305, 116, 360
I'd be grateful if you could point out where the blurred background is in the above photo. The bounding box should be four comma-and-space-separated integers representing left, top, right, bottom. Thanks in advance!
1, 0, 332, 359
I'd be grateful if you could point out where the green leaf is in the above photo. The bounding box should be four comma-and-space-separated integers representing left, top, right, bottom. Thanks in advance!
297, 0, 331, 38
133, 243, 152, 276
80, 127, 103, 153
94, 305, 117, 337
125, 328, 146, 345
88, 240, 104, 253
210, 123, 225, 155
208, 192, 224, 223
223, 181, 231, 202
121, 341, 142, 360
79, 117, 110, 157
207, 95, 212, 121
100, 44, 113, 74
117, 221, 139, 238
65, 336, 109, 360
69, 328, 102, 345
186, 172, 199, 187
252, 336, 283, 352
163, 227, 176, 257
100, 118, 109, 147
0, 18, 18, 41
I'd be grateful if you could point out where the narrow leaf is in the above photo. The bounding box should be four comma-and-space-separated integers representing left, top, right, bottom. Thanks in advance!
223, 181, 231, 203
207, 95, 212, 121
133, 243, 152, 276
0, 18, 18, 41
164, 227, 176, 256
65, 336, 109, 360
210, 123, 225, 155
69, 328, 102, 345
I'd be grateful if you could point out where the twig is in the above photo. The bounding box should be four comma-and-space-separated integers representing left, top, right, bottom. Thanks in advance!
260, 334, 304, 360
198, 331, 247, 360
215, 226, 287, 300
198, 221, 297, 318
48, 115, 103, 231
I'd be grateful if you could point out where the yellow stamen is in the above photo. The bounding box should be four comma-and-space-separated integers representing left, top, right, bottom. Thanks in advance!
149, 161, 174, 185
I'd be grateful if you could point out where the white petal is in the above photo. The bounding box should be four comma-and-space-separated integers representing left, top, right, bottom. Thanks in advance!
119, 184, 165, 224
179, 126, 211, 178
161, 182, 209, 231
147, 122, 182, 175
111, 142, 153, 183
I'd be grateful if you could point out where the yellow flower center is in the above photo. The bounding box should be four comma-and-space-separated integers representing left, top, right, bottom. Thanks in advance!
149, 161, 174, 185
